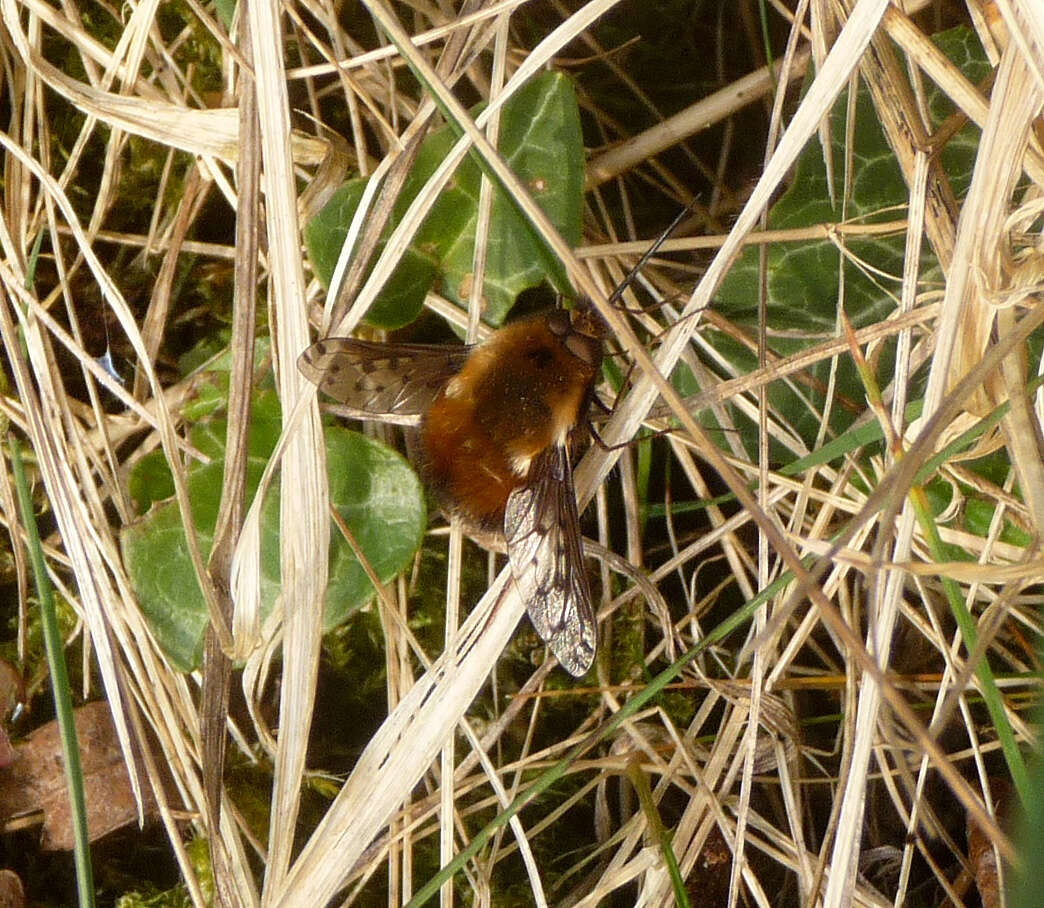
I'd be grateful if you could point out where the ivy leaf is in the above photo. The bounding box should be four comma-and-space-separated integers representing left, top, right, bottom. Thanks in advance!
121, 392, 425, 671
305, 70, 584, 329
706, 26, 989, 452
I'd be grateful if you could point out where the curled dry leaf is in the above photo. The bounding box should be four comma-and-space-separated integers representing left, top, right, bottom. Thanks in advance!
965, 778, 1012, 908
0, 701, 159, 850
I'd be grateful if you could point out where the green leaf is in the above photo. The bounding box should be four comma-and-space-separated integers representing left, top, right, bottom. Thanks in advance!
305, 180, 439, 330
121, 392, 425, 671
214, 0, 235, 30
963, 497, 1034, 548
304, 70, 584, 329
707, 26, 989, 453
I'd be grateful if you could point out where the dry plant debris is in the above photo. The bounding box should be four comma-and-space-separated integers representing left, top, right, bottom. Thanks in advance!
0, 0, 1041, 906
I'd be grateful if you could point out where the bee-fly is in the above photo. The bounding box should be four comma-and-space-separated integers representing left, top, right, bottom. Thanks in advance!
299, 304, 603, 675
299, 209, 690, 676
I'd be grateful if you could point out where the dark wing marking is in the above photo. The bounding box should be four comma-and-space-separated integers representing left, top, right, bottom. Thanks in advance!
298, 338, 470, 421
504, 446, 596, 676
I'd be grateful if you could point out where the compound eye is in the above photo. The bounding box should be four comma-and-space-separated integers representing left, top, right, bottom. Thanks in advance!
565, 332, 603, 367
570, 304, 607, 340
545, 309, 571, 336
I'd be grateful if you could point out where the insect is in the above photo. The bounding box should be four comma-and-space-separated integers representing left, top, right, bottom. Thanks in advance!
298, 303, 605, 676
299, 206, 691, 676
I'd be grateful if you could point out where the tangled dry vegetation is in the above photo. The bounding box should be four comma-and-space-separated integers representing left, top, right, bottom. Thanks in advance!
0, 0, 1042, 906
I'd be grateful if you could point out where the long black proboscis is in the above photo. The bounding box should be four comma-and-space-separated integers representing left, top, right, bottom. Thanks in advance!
605, 198, 697, 308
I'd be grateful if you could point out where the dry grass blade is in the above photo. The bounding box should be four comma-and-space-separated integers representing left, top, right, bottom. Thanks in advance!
3, 0, 1044, 906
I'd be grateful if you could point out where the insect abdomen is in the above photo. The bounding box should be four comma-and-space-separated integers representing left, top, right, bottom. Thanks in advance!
419, 391, 526, 529
417, 315, 599, 532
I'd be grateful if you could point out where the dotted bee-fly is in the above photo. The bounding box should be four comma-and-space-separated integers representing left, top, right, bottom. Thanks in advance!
298, 303, 604, 676
299, 207, 690, 676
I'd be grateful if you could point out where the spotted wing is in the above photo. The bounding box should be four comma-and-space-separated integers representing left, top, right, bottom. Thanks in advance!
298, 337, 470, 423
504, 446, 596, 676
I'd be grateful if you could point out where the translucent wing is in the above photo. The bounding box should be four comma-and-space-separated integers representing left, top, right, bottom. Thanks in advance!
504, 446, 596, 676
298, 337, 471, 424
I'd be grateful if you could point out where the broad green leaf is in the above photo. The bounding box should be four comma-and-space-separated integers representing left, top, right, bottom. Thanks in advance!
305, 180, 439, 329
121, 392, 425, 670
704, 26, 989, 452
305, 70, 584, 329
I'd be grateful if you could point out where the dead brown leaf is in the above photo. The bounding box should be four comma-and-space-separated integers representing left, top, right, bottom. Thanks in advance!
0, 701, 158, 850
